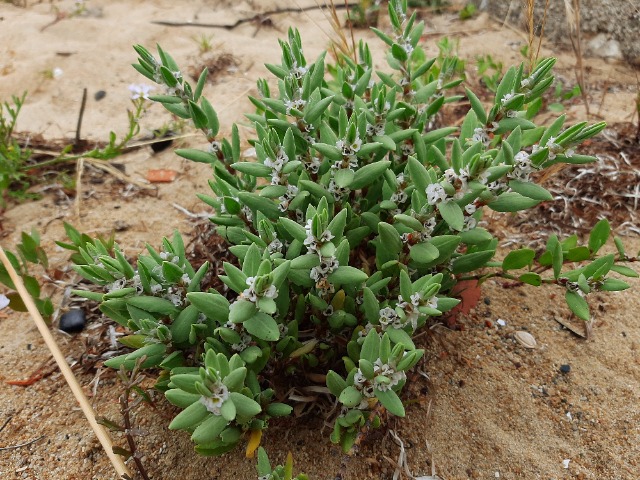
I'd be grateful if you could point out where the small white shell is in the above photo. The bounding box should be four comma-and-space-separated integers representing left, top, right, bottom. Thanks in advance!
514, 331, 537, 349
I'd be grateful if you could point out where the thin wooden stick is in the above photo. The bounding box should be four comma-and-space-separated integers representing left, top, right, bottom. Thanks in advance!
0, 246, 132, 479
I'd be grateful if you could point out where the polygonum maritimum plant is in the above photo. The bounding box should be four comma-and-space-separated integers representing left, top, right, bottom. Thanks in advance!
67, 0, 637, 461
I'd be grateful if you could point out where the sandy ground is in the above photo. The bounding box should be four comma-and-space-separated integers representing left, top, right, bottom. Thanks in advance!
0, 1, 639, 479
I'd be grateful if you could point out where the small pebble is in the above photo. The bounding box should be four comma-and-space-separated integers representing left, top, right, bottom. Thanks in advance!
483, 297, 491, 305
560, 364, 571, 374
59, 309, 86, 333
151, 129, 175, 153
94, 90, 107, 101
496, 318, 506, 327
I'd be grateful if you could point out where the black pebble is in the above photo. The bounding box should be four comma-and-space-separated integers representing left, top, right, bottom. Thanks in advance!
94, 90, 107, 101
59, 309, 86, 333
559, 364, 571, 374
151, 129, 175, 153
483, 297, 491, 305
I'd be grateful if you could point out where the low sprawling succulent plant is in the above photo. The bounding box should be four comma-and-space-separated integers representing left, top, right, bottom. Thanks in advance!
70, 0, 636, 458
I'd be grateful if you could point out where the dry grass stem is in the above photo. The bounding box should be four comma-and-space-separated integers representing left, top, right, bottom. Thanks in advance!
564, 0, 589, 115
0, 246, 132, 479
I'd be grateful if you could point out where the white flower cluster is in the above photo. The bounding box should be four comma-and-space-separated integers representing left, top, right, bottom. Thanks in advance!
500, 92, 515, 106
397, 291, 437, 331
401, 217, 437, 244
426, 183, 447, 205
352, 358, 406, 408
290, 61, 308, 80
231, 332, 254, 352
304, 155, 321, 174
284, 93, 306, 115
242, 276, 277, 304
164, 286, 185, 307
565, 280, 587, 298
208, 141, 221, 154
241, 205, 253, 223
469, 127, 490, 146
334, 136, 362, 170
106, 277, 126, 294
543, 136, 574, 161
277, 184, 298, 213
508, 150, 536, 182
304, 220, 339, 289
366, 121, 386, 137
267, 238, 284, 254
163, 71, 186, 98
264, 147, 289, 185
159, 251, 180, 263
378, 306, 406, 329
390, 173, 408, 205
199, 382, 230, 415
462, 203, 478, 231
328, 179, 350, 201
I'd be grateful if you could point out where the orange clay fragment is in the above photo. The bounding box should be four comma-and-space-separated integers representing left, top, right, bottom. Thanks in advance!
147, 169, 178, 183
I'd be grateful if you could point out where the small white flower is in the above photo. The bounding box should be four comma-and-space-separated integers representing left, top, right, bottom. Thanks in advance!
291, 63, 308, 79
501, 92, 515, 106
107, 277, 126, 293
199, 385, 230, 415
128, 83, 154, 100
208, 141, 221, 154
470, 127, 489, 145
267, 238, 283, 254
425, 183, 447, 205
462, 216, 477, 231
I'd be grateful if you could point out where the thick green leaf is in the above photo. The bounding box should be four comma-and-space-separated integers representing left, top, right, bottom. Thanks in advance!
326, 370, 348, 397
588, 219, 610, 254
438, 200, 464, 231
126, 296, 178, 315
502, 249, 535, 270
565, 290, 590, 321
187, 292, 230, 321
508, 180, 553, 201
488, 192, 541, 212
375, 388, 405, 417
191, 414, 229, 444
327, 266, 368, 285
451, 250, 495, 274
229, 392, 262, 417
339, 386, 363, 408
599, 278, 630, 291
229, 299, 257, 323
165, 389, 200, 408
610, 265, 638, 278
409, 242, 439, 264
169, 401, 209, 430
351, 161, 391, 189
518, 272, 542, 286
244, 312, 280, 341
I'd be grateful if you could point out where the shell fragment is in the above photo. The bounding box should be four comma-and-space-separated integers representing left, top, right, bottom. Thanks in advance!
514, 330, 537, 349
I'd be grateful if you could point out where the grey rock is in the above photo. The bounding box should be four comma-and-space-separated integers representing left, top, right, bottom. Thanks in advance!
59, 309, 86, 333
586, 34, 623, 60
